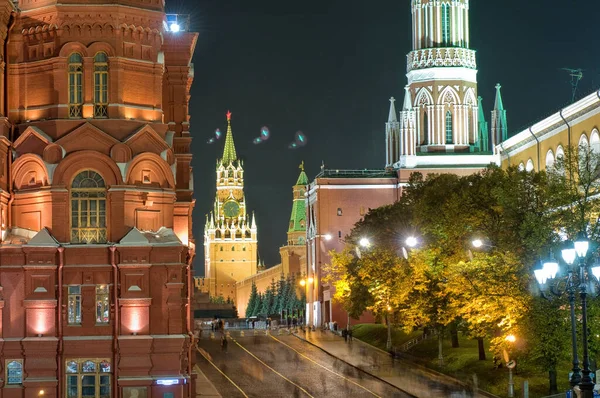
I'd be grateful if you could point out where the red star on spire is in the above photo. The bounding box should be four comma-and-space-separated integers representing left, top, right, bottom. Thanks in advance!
226, 110, 232, 121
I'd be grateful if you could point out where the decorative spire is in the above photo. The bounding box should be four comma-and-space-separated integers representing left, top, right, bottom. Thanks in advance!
402, 86, 412, 111
296, 161, 308, 185
494, 84, 504, 111
388, 97, 398, 121
251, 212, 256, 229
221, 110, 238, 165
477, 96, 489, 152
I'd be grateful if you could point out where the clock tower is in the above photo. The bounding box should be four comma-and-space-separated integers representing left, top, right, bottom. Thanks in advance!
204, 112, 258, 301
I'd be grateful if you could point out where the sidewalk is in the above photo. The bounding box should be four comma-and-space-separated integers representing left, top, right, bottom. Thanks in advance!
294, 329, 498, 398
194, 365, 222, 397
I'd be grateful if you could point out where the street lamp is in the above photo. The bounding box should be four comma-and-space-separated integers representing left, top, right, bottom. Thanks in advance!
405, 236, 418, 248
359, 237, 370, 248
472, 239, 484, 248
534, 234, 600, 397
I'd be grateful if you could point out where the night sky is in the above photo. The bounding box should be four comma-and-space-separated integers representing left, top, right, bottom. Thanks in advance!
166, 0, 600, 273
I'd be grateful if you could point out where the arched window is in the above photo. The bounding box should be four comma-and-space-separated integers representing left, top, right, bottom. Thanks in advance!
526, 159, 534, 172
94, 52, 109, 118
591, 129, 600, 154
545, 150, 555, 171
71, 170, 107, 244
518, 162, 525, 172
423, 111, 429, 145
65, 359, 111, 398
441, 4, 451, 45
68, 53, 83, 118
445, 111, 453, 144
6, 360, 23, 385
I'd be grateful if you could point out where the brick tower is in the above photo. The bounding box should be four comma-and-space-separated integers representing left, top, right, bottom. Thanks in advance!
0, 1, 198, 398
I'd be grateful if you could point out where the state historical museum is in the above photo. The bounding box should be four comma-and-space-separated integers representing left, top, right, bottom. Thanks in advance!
0, 1, 198, 398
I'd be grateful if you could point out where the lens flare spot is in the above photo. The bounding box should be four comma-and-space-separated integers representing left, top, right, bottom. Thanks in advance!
253, 137, 262, 145
207, 138, 215, 144
215, 129, 222, 139
295, 131, 307, 146
260, 126, 270, 141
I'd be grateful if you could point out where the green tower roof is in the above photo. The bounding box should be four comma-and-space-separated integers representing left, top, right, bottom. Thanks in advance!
221, 110, 237, 165
296, 161, 308, 185
288, 162, 308, 235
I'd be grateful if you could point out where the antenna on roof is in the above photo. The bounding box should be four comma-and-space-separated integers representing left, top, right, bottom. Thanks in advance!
561, 68, 583, 103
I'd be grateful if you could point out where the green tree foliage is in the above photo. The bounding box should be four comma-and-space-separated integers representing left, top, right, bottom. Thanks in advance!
246, 282, 258, 318
260, 286, 275, 316
251, 292, 263, 317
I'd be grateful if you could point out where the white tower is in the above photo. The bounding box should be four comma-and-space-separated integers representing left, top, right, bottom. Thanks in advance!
388, 0, 500, 170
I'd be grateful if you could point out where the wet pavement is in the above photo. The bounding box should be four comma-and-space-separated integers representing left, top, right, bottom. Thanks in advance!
195, 330, 410, 398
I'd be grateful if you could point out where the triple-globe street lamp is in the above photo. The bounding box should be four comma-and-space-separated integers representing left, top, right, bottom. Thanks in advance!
534, 233, 600, 398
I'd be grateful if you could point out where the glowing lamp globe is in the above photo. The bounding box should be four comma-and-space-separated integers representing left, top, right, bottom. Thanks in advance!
561, 248, 576, 266
472, 239, 483, 248
406, 236, 418, 248
323, 234, 332, 241
299, 279, 306, 287
542, 260, 559, 280
170, 23, 180, 32
359, 238, 370, 247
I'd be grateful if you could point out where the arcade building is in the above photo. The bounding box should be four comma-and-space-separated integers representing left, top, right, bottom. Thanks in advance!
0, 1, 198, 398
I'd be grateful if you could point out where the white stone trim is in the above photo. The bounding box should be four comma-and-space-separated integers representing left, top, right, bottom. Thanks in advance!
407, 67, 477, 85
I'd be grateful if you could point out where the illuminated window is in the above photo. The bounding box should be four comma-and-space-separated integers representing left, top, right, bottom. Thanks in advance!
96, 285, 109, 324
6, 360, 23, 385
68, 285, 82, 325
68, 53, 83, 118
445, 111, 453, 144
337, 208, 342, 216
71, 170, 107, 244
93, 52, 109, 118
442, 4, 451, 45
66, 359, 111, 398
423, 111, 429, 145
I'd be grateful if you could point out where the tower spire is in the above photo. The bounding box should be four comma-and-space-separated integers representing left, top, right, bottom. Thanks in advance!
494, 84, 504, 111
491, 84, 508, 151
221, 110, 238, 165
388, 97, 398, 122
477, 96, 489, 152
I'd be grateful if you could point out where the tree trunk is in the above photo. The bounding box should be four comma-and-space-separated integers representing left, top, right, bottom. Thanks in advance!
450, 322, 459, 348
549, 368, 558, 395
477, 337, 486, 360
386, 314, 392, 350
438, 331, 444, 367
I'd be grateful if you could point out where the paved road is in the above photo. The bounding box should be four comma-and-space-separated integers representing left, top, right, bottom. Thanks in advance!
196, 331, 411, 398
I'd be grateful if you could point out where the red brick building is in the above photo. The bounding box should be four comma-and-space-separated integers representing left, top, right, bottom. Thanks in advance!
0, 1, 198, 398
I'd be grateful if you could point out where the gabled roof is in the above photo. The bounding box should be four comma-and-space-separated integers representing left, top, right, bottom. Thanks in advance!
55, 123, 119, 156
124, 124, 170, 156
119, 227, 182, 246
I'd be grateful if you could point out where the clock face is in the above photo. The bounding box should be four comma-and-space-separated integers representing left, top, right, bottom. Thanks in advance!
223, 201, 240, 218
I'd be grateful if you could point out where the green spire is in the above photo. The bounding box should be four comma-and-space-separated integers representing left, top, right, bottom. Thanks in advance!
494, 83, 504, 111
477, 96, 489, 152
221, 110, 237, 165
287, 163, 308, 238
296, 161, 308, 185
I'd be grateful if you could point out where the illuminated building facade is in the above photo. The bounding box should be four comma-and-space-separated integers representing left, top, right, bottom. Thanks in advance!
0, 1, 198, 398
203, 113, 258, 302
306, 0, 507, 327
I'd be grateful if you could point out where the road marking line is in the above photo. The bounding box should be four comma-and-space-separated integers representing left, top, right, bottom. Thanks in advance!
232, 339, 315, 398
270, 335, 382, 398
196, 346, 249, 398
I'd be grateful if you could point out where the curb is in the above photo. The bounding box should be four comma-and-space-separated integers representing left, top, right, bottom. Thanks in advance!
292, 332, 417, 398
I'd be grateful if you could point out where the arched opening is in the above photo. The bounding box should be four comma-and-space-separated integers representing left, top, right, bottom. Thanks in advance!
70, 170, 107, 243
545, 149, 555, 171
423, 111, 429, 145
445, 111, 453, 144
93, 52, 109, 118
68, 53, 83, 118
526, 159, 534, 172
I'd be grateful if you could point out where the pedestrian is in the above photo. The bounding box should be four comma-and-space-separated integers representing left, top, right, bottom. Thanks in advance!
342, 328, 347, 342
348, 327, 353, 341
221, 336, 228, 352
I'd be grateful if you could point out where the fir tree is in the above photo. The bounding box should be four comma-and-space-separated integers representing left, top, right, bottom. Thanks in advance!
251, 292, 263, 317
261, 286, 275, 316
286, 275, 298, 312
246, 282, 258, 318
275, 274, 287, 314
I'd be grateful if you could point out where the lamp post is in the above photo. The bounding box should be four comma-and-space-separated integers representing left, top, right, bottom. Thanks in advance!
534, 233, 600, 398
505, 334, 517, 398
